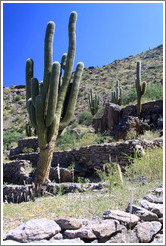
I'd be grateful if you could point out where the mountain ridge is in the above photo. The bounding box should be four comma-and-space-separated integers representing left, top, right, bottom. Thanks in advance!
3, 44, 163, 132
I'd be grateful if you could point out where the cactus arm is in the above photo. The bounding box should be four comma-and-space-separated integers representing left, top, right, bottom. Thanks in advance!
39, 82, 43, 95
28, 98, 37, 129
31, 78, 39, 107
61, 53, 67, 70
59, 62, 84, 131
56, 11, 77, 119
26, 58, 34, 107
35, 95, 46, 132
141, 81, 147, 96
42, 22, 55, 95
46, 62, 60, 127
47, 115, 57, 142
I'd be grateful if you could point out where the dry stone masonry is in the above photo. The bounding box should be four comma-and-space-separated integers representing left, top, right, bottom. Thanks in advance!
3, 186, 163, 244
9, 138, 163, 178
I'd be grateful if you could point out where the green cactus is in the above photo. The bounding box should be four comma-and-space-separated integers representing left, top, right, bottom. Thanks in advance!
25, 121, 33, 137
135, 60, 147, 115
26, 11, 84, 185
111, 80, 122, 105
88, 89, 100, 116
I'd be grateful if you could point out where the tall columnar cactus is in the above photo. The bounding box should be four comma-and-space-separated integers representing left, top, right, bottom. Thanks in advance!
111, 80, 122, 105
26, 11, 84, 185
135, 60, 147, 115
88, 89, 100, 116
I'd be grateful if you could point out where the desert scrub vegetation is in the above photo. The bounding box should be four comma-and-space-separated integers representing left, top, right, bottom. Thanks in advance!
3, 129, 25, 150
3, 147, 163, 234
125, 147, 163, 182
121, 82, 163, 106
55, 130, 106, 150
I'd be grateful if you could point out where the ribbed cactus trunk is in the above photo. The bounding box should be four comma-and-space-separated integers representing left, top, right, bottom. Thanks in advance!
25, 11, 84, 185
135, 61, 147, 115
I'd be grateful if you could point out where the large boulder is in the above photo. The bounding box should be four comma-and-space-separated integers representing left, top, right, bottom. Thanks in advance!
49, 167, 72, 183
5, 218, 61, 243
114, 116, 150, 141
93, 103, 122, 133
3, 160, 32, 185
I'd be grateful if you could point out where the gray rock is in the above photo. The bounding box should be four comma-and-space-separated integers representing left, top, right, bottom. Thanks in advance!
6, 218, 61, 243
49, 167, 72, 183
144, 193, 163, 204
106, 228, 139, 244
126, 204, 158, 221
64, 227, 96, 240
140, 199, 163, 217
103, 210, 139, 227
64, 218, 123, 240
3, 240, 22, 244
3, 160, 32, 185
135, 221, 162, 243
55, 218, 83, 230
28, 238, 84, 244
152, 187, 163, 196
52, 233, 63, 240
151, 234, 163, 243
92, 219, 122, 238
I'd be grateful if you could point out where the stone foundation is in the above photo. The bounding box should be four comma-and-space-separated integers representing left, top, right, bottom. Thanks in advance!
9, 139, 163, 177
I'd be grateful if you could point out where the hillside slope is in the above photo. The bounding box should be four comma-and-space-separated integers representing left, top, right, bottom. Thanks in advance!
3, 44, 163, 133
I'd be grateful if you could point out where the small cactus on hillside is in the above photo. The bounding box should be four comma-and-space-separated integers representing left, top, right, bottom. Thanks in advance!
111, 80, 122, 105
135, 60, 147, 115
26, 11, 84, 185
88, 88, 100, 116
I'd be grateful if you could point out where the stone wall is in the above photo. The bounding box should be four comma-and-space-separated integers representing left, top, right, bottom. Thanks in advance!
9, 139, 163, 177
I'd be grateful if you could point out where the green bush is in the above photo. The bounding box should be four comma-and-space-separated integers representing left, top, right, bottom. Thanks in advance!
97, 162, 123, 192
121, 83, 163, 106
3, 129, 25, 150
23, 147, 34, 153
144, 83, 163, 100
121, 88, 136, 105
13, 95, 21, 102
77, 111, 93, 125
56, 132, 78, 150
125, 147, 163, 182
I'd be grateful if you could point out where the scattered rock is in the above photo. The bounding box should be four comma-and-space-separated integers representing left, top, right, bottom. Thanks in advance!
55, 218, 82, 230
114, 116, 150, 141
143, 193, 163, 204
93, 103, 122, 133
152, 187, 163, 196
3, 160, 32, 185
49, 167, 72, 183
125, 204, 159, 221
151, 234, 163, 243
6, 218, 61, 243
140, 199, 163, 217
92, 219, 122, 238
52, 233, 63, 240
103, 210, 140, 227
135, 221, 162, 243
64, 227, 96, 240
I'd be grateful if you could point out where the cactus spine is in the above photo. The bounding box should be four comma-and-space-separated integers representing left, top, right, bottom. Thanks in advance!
111, 80, 122, 105
26, 11, 84, 185
135, 60, 147, 115
88, 89, 100, 116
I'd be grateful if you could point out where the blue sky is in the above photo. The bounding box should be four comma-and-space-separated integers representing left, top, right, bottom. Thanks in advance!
2, 2, 164, 87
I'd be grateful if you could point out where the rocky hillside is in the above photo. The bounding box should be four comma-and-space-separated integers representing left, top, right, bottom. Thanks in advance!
3, 44, 163, 132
